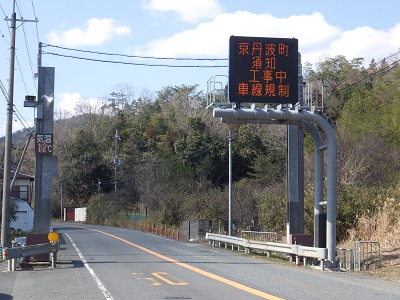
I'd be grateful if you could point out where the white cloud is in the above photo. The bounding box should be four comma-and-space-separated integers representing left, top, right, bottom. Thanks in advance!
57, 92, 80, 112
135, 11, 400, 66
328, 25, 400, 63
137, 12, 340, 59
143, 0, 223, 23
47, 18, 131, 47
57, 92, 104, 114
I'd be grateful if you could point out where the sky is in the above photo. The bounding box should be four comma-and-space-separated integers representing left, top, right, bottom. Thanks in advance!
1, 0, 400, 136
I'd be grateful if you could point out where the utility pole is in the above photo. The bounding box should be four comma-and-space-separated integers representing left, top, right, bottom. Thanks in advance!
1, 0, 39, 248
97, 180, 101, 194
113, 129, 121, 193
1, 1, 16, 249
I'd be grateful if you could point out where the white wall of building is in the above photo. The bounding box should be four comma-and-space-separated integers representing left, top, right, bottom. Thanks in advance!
75, 207, 87, 222
10, 199, 34, 232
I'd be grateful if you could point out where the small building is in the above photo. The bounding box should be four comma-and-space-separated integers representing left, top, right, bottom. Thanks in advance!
0, 168, 35, 232
10, 197, 34, 232
64, 207, 87, 222
0, 168, 34, 204
75, 207, 87, 222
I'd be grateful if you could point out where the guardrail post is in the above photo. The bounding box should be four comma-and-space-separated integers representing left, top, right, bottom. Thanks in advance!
50, 252, 56, 268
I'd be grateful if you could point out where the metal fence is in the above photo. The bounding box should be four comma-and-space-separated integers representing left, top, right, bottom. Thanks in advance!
336, 241, 381, 271
354, 241, 381, 271
336, 248, 354, 270
241, 231, 278, 243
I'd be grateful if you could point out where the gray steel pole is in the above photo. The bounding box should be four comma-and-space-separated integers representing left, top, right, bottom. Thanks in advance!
222, 118, 325, 248
228, 131, 233, 236
286, 125, 305, 235
60, 183, 63, 221
1, 5, 16, 249
214, 108, 337, 266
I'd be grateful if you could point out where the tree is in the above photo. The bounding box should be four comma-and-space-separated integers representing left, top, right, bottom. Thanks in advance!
62, 128, 113, 206
233, 124, 266, 180
174, 117, 212, 172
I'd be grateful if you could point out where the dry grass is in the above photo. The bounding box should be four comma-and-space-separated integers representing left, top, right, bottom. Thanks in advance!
338, 197, 400, 281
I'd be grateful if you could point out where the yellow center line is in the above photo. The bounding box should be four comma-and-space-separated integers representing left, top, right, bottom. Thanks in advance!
66, 226, 284, 300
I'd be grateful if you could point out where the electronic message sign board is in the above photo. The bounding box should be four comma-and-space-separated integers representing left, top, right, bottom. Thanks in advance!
35, 133, 53, 154
229, 36, 298, 105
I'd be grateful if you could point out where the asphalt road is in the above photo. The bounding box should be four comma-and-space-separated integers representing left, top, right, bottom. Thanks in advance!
1, 223, 400, 300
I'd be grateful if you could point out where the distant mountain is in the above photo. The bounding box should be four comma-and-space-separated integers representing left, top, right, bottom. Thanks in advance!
0, 114, 85, 171
0, 128, 33, 145
0, 114, 86, 145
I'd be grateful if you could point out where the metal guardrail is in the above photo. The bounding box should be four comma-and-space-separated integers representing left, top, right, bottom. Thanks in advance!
206, 233, 327, 270
2, 243, 58, 271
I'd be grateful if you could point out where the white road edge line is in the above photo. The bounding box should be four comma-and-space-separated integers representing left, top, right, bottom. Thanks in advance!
65, 233, 114, 300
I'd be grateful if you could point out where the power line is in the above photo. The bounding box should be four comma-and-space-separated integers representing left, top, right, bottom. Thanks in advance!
16, 2, 36, 94
13, 105, 33, 133
0, 79, 9, 102
0, 30, 10, 44
42, 51, 228, 68
16, 1, 37, 92
43, 43, 228, 61
0, 3, 7, 19
14, 53, 29, 94
335, 59, 400, 93
30, 0, 39, 43
1, 79, 32, 132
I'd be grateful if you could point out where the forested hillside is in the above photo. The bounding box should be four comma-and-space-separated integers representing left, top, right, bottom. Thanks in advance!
5, 55, 400, 251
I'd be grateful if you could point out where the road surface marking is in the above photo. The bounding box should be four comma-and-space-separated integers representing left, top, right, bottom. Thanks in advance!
152, 272, 188, 285
132, 272, 188, 286
65, 233, 114, 300
83, 227, 284, 300
132, 272, 161, 286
